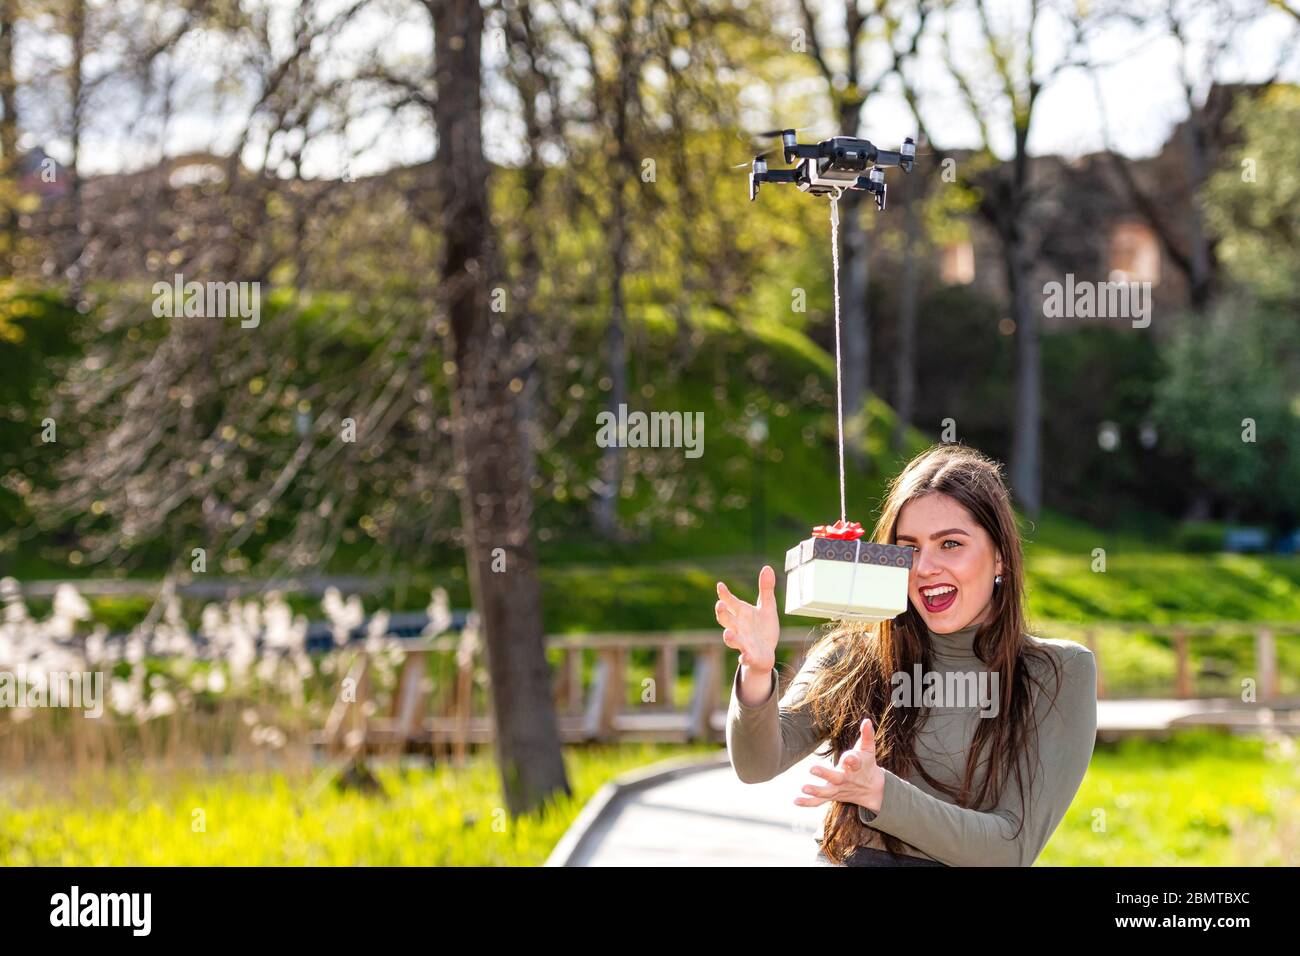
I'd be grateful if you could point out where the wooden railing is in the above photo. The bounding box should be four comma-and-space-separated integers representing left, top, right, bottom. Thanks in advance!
317, 622, 1299, 757
1045, 621, 1295, 701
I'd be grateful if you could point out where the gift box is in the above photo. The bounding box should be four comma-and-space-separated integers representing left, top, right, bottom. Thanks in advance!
784, 519, 913, 622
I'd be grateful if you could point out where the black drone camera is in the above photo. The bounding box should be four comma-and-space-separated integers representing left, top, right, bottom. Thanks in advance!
747, 129, 917, 210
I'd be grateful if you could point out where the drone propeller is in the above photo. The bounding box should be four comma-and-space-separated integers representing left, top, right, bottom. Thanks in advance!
730, 149, 775, 169
754, 124, 822, 139
736, 124, 819, 142
904, 133, 938, 157
731, 126, 819, 168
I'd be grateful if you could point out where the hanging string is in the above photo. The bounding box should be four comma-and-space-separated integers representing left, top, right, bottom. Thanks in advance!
828, 187, 847, 524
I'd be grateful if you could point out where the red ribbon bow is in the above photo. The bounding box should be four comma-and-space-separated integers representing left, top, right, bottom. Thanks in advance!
811, 518, 865, 540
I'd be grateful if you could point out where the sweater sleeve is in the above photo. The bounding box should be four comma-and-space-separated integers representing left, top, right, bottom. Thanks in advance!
726, 643, 838, 784
856, 644, 1098, 866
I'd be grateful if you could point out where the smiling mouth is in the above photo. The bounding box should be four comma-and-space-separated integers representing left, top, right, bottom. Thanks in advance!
919, 584, 958, 612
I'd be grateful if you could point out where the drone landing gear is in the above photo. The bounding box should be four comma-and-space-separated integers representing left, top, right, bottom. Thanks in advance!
750, 168, 887, 208
856, 169, 888, 210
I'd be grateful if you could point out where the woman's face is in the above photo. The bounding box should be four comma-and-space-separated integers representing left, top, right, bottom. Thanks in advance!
895, 492, 1003, 634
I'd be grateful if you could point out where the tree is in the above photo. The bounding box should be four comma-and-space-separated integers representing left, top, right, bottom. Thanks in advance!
1160, 82, 1300, 524
1089, 0, 1296, 312
0, 0, 19, 273
589, 0, 642, 540
1203, 83, 1300, 303
538, 0, 766, 537
1151, 300, 1300, 522
432, 0, 569, 814
893, 0, 1095, 518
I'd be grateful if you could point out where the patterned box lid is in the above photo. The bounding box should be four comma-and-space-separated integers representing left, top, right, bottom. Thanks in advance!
784, 536, 914, 573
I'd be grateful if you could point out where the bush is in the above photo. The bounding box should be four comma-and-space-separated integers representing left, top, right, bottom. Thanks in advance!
1174, 521, 1227, 553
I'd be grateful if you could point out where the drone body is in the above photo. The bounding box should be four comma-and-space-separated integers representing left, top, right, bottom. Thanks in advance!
748, 130, 916, 210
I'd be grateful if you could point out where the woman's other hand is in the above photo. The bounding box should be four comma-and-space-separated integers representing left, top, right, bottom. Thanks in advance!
715, 565, 780, 675
793, 718, 886, 814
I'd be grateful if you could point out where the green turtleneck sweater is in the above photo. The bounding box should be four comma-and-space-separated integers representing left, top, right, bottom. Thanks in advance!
725, 620, 1097, 866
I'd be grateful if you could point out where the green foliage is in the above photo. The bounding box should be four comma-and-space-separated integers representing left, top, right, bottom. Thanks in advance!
1204, 85, 1300, 303
1180, 85, 1300, 523
874, 283, 1012, 456
0, 284, 81, 547
1040, 326, 1184, 525
1150, 302, 1300, 522
1174, 521, 1227, 553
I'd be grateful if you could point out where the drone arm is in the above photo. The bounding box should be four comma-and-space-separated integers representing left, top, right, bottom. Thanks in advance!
784, 143, 822, 163
875, 138, 917, 172
749, 167, 798, 200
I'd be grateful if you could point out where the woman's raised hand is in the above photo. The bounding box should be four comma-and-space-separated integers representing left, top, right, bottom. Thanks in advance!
715, 565, 781, 674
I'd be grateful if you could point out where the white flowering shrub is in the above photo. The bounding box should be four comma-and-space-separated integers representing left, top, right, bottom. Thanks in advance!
0, 577, 456, 770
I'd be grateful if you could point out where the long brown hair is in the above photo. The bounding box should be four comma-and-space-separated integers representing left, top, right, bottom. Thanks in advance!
798, 443, 1063, 864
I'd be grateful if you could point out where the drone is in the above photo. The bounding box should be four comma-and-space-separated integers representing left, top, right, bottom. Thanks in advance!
746, 129, 917, 210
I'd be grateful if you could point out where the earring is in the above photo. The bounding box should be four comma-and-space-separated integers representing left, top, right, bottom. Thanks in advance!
994, 574, 1002, 586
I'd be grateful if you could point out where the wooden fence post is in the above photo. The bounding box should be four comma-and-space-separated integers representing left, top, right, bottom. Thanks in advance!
687, 646, 722, 741
585, 647, 622, 741
453, 648, 474, 765
391, 649, 429, 753
656, 643, 677, 709
563, 648, 584, 713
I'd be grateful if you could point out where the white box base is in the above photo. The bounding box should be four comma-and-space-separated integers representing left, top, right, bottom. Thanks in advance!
785, 558, 908, 622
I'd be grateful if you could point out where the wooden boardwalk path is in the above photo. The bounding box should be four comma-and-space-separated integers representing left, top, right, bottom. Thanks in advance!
1094, 698, 1300, 737
546, 751, 832, 866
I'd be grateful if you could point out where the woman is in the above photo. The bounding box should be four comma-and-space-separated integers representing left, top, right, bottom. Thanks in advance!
714, 443, 1097, 866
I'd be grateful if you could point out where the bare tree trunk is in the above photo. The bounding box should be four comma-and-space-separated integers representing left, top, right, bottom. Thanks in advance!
666, 45, 700, 378
502, 0, 554, 503
893, 179, 921, 450
65, 0, 86, 297
1184, 490, 1212, 521
0, 0, 18, 272
594, 204, 629, 537
1182, 115, 1213, 309
516, 117, 543, 504
593, 5, 637, 539
1006, 235, 1041, 517
1088, 0, 1258, 314
432, 0, 568, 815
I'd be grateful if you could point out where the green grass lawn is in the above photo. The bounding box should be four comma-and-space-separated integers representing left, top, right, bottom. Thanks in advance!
1, 731, 1293, 866
0, 743, 717, 866
1039, 731, 1300, 866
